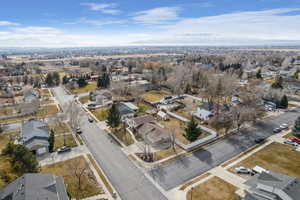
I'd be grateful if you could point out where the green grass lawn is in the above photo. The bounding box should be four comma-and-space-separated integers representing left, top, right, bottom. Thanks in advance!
41, 156, 103, 199
72, 82, 97, 94
79, 96, 91, 104
54, 135, 77, 151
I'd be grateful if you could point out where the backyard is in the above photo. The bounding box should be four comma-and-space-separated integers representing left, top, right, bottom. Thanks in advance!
186, 176, 239, 200
141, 90, 172, 103
230, 142, 300, 178
175, 96, 203, 120
41, 156, 103, 199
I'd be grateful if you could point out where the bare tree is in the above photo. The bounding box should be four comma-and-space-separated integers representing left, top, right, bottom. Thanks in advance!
65, 100, 82, 129
67, 158, 90, 199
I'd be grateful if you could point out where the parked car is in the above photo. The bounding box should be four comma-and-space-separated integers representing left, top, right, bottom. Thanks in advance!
255, 138, 265, 144
280, 124, 289, 130
288, 137, 300, 145
284, 139, 298, 146
57, 146, 71, 154
88, 117, 94, 123
273, 128, 282, 133
76, 127, 82, 134
235, 166, 251, 174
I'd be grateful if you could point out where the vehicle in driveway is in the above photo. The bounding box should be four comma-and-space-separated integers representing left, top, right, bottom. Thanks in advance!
235, 166, 252, 174
284, 139, 298, 146
279, 123, 289, 130
88, 117, 94, 123
273, 128, 282, 133
288, 137, 300, 145
76, 127, 82, 134
57, 146, 71, 153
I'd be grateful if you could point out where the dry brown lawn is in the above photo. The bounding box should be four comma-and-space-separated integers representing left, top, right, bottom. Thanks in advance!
72, 82, 97, 94
141, 90, 172, 103
186, 176, 239, 200
54, 135, 77, 151
41, 156, 103, 199
154, 145, 183, 161
79, 96, 91, 104
48, 122, 70, 135
92, 107, 110, 121
230, 142, 300, 179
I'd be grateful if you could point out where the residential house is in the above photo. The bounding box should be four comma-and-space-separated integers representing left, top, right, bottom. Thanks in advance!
137, 122, 171, 149
244, 171, 300, 200
116, 102, 138, 120
157, 110, 169, 121
126, 115, 155, 130
0, 173, 69, 200
193, 102, 214, 121
20, 119, 50, 155
89, 90, 113, 106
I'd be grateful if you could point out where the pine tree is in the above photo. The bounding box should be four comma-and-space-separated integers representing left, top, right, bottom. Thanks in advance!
45, 73, 54, 87
280, 95, 288, 109
185, 117, 202, 142
256, 69, 262, 79
48, 130, 55, 153
107, 103, 121, 128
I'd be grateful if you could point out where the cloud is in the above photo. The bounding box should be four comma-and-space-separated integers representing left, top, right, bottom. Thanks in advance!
132, 7, 181, 25
0, 21, 20, 26
81, 2, 120, 14
65, 18, 127, 26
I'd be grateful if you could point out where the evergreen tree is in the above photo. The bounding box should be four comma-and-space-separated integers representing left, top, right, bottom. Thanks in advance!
52, 72, 60, 86
77, 77, 87, 88
293, 117, 300, 138
184, 117, 202, 142
2, 143, 39, 174
106, 103, 121, 128
48, 131, 55, 153
62, 76, 69, 85
271, 76, 283, 89
256, 69, 262, 79
45, 73, 54, 87
279, 95, 288, 109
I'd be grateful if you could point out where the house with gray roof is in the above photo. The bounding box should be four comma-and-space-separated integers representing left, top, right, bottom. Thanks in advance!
244, 171, 300, 200
20, 119, 50, 155
116, 102, 138, 120
0, 173, 69, 200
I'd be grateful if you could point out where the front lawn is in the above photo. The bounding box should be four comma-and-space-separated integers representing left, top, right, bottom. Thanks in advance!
72, 82, 97, 94
154, 145, 183, 161
79, 96, 91, 104
41, 156, 103, 199
48, 122, 70, 135
92, 107, 110, 121
54, 135, 77, 151
230, 142, 300, 179
111, 128, 134, 146
186, 177, 239, 200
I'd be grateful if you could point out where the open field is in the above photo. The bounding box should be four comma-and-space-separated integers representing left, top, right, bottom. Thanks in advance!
186, 176, 239, 200
72, 82, 97, 94
141, 90, 172, 103
41, 156, 103, 199
230, 142, 300, 178
54, 135, 77, 151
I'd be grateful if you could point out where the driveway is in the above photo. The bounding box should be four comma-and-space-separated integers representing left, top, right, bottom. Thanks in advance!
150, 109, 300, 190
52, 87, 167, 200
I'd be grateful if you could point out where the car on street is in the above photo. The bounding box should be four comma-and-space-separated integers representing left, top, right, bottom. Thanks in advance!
88, 117, 94, 123
280, 123, 289, 130
284, 139, 298, 146
255, 137, 265, 144
235, 166, 252, 174
57, 146, 71, 154
76, 127, 82, 134
273, 128, 282, 133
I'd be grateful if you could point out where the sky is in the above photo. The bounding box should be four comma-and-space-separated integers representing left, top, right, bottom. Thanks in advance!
1, 0, 300, 47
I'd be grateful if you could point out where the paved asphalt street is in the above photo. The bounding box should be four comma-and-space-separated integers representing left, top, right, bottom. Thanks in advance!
150, 109, 300, 190
52, 87, 167, 200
